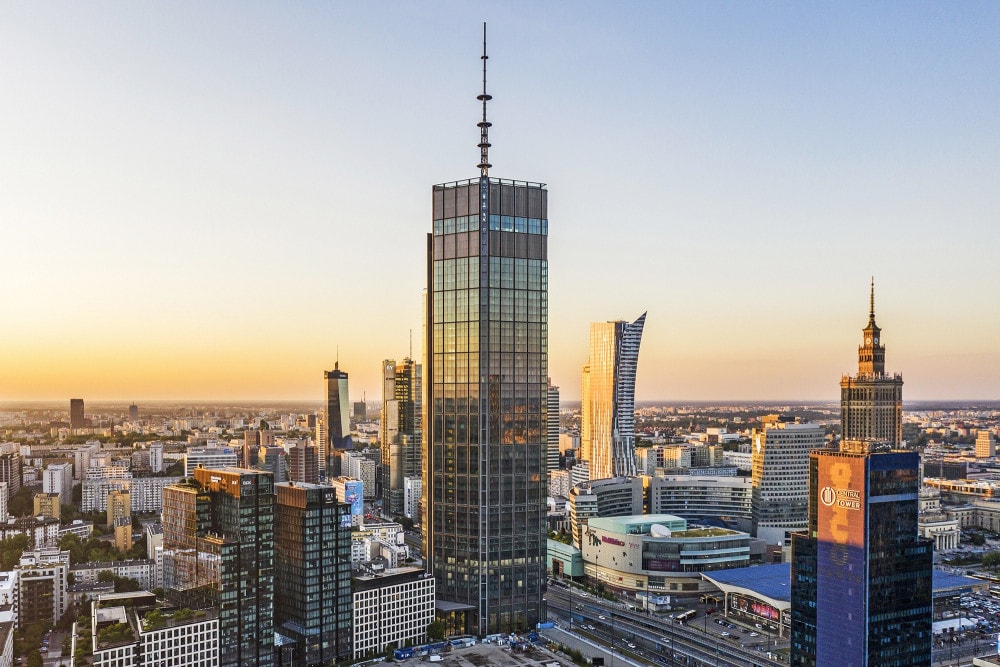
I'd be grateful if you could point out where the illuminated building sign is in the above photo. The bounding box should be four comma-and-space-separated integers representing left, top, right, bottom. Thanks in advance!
602, 536, 625, 546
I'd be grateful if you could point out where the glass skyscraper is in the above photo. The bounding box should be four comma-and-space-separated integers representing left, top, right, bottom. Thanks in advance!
381, 357, 422, 518
324, 361, 352, 474
423, 176, 549, 634
161, 467, 275, 667
581, 313, 646, 480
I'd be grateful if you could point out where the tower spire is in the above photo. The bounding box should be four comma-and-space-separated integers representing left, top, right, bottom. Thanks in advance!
477, 22, 492, 176
869, 276, 875, 323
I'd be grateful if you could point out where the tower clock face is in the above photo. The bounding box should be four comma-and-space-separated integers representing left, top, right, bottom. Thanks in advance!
865, 336, 872, 345
874, 337, 879, 345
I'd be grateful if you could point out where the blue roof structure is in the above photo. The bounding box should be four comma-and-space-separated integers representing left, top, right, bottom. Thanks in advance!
703, 565, 984, 608
702, 564, 792, 604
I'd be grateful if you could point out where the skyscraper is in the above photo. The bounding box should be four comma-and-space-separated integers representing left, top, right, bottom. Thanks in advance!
581, 313, 646, 480
751, 417, 825, 545
381, 357, 422, 517
274, 481, 352, 665
791, 290, 932, 667
423, 26, 548, 634
840, 280, 903, 446
161, 468, 275, 667
325, 361, 352, 473
70, 398, 85, 429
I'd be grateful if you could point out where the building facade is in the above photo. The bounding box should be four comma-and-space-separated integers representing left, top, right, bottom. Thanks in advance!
582, 314, 647, 480
274, 482, 352, 665
70, 398, 85, 429
42, 463, 73, 507
352, 567, 435, 660
568, 477, 645, 549
976, 430, 996, 459
751, 419, 826, 545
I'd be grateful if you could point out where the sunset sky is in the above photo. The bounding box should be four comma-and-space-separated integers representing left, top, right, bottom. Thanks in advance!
3, 3, 999, 403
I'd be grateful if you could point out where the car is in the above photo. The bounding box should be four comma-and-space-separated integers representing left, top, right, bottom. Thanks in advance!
587, 624, 596, 630
751, 632, 760, 637
599, 615, 606, 620
721, 632, 730, 637
627, 642, 636, 649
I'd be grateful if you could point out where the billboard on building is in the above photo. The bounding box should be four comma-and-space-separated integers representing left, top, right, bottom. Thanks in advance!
344, 479, 364, 518
815, 453, 867, 665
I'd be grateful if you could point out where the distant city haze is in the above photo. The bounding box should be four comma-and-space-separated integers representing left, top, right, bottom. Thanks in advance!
3, 4, 999, 402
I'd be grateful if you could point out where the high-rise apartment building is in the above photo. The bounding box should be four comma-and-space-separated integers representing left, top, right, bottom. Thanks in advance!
0, 445, 20, 499
581, 313, 647, 480
791, 290, 932, 666
161, 468, 275, 667
547, 383, 560, 472
274, 482, 352, 665
325, 362, 352, 470
751, 417, 826, 545
381, 358, 422, 517
70, 398, 85, 429
976, 430, 996, 459
840, 281, 903, 446
423, 30, 548, 635
43, 463, 74, 507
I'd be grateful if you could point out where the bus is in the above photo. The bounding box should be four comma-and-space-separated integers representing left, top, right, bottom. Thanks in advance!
675, 610, 696, 623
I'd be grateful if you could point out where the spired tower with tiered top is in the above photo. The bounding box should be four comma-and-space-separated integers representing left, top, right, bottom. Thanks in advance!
840, 280, 904, 447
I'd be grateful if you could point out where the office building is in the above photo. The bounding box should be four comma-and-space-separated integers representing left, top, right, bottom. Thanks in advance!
324, 361, 352, 472
547, 383, 560, 471
275, 482, 352, 665
648, 475, 753, 525
352, 566, 435, 661
260, 446, 288, 484
751, 418, 826, 545
791, 291, 932, 666
423, 34, 548, 634
403, 476, 422, 520
791, 446, 933, 666
42, 463, 73, 507
354, 400, 367, 421
70, 398, 85, 429
184, 446, 239, 477
128, 403, 139, 421
381, 357, 422, 518
328, 477, 364, 527
840, 281, 904, 446
288, 441, 320, 484
161, 468, 274, 667
976, 430, 996, 459
342, 451, 377, 500
581, 313, 647, 480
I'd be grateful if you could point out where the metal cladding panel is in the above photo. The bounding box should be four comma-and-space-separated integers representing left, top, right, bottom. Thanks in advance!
815, 454, 867, 666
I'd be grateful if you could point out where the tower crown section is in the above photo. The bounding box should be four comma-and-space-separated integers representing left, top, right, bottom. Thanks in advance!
858, 279, 886, 377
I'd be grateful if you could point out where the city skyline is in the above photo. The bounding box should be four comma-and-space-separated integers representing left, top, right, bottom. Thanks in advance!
4, 3, 1000, 403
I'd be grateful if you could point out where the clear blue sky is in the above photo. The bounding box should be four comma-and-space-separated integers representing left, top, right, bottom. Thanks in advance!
2, 2, 999, 402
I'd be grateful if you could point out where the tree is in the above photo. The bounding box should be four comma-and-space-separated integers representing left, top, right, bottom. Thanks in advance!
982, 551, 1000, 571
8, 486, 34, 517
0, 534, 31, 570
426, 620, 446, 641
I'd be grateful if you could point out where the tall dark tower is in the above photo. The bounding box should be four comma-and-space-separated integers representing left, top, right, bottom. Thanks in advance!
423, 24, 548, 635
840, 280, 903, 446
324, 361, 352, 475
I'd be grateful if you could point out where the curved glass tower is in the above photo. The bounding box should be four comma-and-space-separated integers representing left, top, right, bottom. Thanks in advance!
582, 312, 646, 480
